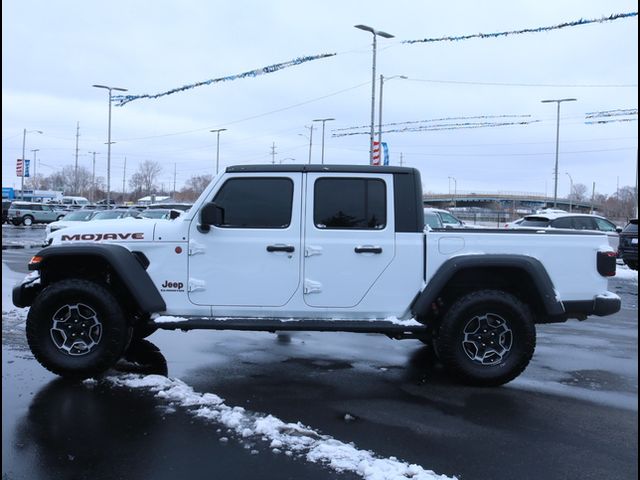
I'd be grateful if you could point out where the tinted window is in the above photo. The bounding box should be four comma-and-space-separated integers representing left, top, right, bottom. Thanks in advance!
550, 217, 573, 229
593, 217, 617, 232
520, 217, 550, 227
314, 178, 386, 230
573, 217, 596, 230
30, 204, 42, 211
212, 177, 293, 228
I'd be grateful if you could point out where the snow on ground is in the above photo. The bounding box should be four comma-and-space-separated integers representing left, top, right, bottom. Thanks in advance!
106, 373, 455, 480
615, 264, 638, 282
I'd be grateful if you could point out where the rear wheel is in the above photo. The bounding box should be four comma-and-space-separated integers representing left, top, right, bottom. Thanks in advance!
57, 215, 65, 221
26, 279, 131, 379
437, 289, 536, 387
22, 215, 34, 226
623, 259, 638, 271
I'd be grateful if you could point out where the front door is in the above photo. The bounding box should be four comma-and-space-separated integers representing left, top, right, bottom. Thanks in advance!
188, 173, 302, 307
303, 173, 395, 308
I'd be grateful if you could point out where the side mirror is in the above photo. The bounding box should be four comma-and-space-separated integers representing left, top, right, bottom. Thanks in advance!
198, 202, 224, 233
616, 227, 622, 233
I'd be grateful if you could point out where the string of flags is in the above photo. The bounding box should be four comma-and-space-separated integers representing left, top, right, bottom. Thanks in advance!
112, 53, 336, 106
585, 108, 638, 124
402, 12, 637, 44
333, 116, 539, 137
110, 12, 636, 106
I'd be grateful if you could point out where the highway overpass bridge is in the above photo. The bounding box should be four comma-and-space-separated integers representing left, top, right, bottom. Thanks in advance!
423, 191, 598, 213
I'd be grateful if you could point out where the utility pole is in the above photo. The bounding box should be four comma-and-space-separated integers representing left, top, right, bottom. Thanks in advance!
74, 121, 80, 195
399, 152, 403, 166
270, 142, 277, 164
591, 182, 596, 214
173, 163, 177, 198
122, 157, 127, 204
88, 151, 99, 202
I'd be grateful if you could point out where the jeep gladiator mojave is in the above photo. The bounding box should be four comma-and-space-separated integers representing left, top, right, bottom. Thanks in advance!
13, 165, 621, 386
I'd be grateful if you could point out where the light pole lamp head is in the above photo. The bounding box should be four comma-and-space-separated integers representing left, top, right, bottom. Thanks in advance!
541, 98, 577, 103
312, 118, 335, 123
210, 128, 227, 134
354, 24, 394, 38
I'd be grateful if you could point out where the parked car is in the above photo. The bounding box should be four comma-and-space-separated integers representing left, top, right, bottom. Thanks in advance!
138, 208, 182, 220
618, 219, 638, 270
423, 208, 444, 230
147, 202, 192, 212
503, 218, 525, 229
2, 200, 12, 224
91, 209, 140, 221
424, 207, 474, 229
45, 210, 99, 236
513, 212, 621, 250
61, 196, 90, 207
7, 202, 66, 226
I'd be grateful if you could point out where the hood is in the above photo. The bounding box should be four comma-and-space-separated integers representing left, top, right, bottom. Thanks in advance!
47, 218, 157, 245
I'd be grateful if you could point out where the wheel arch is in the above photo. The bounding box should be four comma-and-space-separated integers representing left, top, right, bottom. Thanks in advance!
411, 255, 564, 323
27, 244, 165, 316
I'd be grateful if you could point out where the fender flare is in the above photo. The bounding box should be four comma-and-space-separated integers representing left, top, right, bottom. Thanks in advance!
29, 244, 166, 313
411, 254, 564, 318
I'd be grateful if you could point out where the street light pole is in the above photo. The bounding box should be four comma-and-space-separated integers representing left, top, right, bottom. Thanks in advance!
30, 149, 39, 189
93, 84, 128, 206
354, 24, 394, 165
312, 118, 335, 165
448, 176, 457, 207
378, 75, 407, 153
88, 151, 99, 202
20, 129, 42, 200
210, 128, 227, 174
541, 98, 577, 208
565, 171, 574, 212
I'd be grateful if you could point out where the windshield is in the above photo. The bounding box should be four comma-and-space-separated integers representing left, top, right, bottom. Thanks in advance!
424, 212, 443, 229
623, 220, 638, 234
63, 211, 95, 221
140, 210, 171, 219
92, 211, 128, 220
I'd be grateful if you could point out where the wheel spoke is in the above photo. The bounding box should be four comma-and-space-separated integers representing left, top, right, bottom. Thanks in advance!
50, 303, 102, 356
461, 313, 513, 365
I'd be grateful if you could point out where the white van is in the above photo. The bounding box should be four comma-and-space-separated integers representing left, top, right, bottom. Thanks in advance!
61, 196, 90, 206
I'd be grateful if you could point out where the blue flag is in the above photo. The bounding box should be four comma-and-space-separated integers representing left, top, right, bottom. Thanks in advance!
24, 159, 30, 177
382, 142, 389, 165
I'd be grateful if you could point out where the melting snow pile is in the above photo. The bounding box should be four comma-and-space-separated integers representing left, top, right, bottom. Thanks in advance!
106, 374, 455, 480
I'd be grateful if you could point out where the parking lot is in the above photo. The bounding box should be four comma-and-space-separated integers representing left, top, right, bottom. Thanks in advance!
2, 224, 638, 480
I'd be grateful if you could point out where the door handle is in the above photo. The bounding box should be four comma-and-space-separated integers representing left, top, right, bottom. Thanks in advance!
267, 245, 295, 253
354, 246, 382, 254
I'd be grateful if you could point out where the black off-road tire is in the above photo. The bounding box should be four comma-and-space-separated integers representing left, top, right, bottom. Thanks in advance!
623, 259, 638, 271
26, 279, 131, 379
132, 320, 158, 340
437, 289, 536, 387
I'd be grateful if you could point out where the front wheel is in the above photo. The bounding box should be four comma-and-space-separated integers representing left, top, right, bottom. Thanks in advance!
26, 279, 131, 379
437, 290, 536, 387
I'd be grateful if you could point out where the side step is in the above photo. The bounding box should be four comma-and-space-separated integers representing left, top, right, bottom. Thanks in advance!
152, 317, 428, 340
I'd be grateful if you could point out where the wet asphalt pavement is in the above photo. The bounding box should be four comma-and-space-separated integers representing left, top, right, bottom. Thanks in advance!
2, 225, 638, 480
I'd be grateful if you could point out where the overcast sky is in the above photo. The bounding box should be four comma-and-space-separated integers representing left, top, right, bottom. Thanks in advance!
2, 0, 638, 198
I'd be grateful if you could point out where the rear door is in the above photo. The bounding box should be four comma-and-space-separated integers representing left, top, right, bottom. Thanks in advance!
303, 173, 395, 308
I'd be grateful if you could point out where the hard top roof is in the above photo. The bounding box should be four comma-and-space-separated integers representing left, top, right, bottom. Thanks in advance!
225, 164, 417, 174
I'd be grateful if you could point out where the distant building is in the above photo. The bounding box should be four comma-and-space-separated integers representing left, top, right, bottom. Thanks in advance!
3, 188, 63, 202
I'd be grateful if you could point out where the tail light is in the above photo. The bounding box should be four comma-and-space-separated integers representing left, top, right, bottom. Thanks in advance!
596, 251, 617, 277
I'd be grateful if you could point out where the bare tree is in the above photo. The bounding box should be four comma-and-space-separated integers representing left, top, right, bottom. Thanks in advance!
570, 183, 588, 202
129, 160, 162, 197
176, 174, 214, 201
38, 165, 92, 196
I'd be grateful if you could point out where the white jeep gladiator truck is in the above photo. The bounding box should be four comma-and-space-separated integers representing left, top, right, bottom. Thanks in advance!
13, 165, 621, 386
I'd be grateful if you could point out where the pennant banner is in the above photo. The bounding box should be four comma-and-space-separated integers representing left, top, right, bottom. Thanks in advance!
333, 120, 541, 137
585, 118, 638, 125
585, 108, 637, 119
113, 53, 336, 106
402, 12, 637, 44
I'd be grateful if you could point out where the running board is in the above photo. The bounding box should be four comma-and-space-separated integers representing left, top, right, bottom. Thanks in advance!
152, 318, 428, 339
